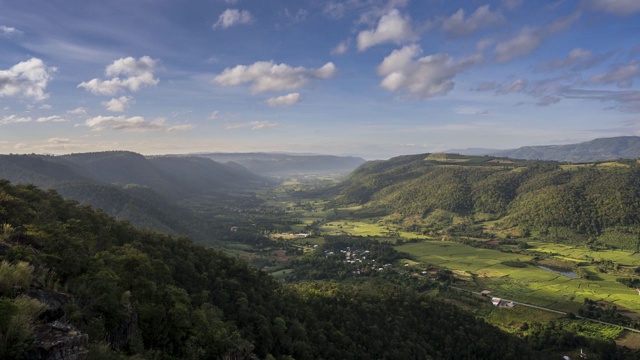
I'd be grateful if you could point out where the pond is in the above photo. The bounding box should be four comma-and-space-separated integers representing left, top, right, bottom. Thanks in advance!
537, 265, 578, 278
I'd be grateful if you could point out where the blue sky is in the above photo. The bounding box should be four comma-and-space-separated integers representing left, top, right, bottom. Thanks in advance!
1, 0, 639, 159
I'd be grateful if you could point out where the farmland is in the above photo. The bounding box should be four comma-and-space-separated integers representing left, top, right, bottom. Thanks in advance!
398, 240, 640, 314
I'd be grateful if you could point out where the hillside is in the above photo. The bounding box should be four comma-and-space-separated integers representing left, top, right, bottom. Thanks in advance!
0, 181, 537, 359
452, 136, 640, 162
192, 152, 366, 177
0, 152, 268, 244
333, 153, 640, 248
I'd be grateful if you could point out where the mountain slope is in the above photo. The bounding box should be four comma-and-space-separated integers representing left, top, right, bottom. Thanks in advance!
0, 180, 538, 359
0, 152, 268, 245
334, 153, 640, 248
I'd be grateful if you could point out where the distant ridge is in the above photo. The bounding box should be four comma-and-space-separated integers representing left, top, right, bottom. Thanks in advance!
451, 136, 640, 162
190, 152, 366, 177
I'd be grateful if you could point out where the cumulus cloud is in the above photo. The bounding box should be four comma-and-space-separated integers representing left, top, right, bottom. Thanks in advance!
376, 44, 481, 99
589, 60, 640, 88
583, 0, 640, 15
357, 9, 416, 51
225, 121, 279, 130
213, 9, 253, 29
1, 115, 32, 124
0, 25, 21, 36
265, 93, 301, 107
0, 58, 56, 100
214, 61, 336, 93
78, 56, 159, 95
442, 5, 505, 37
494, 12, 581, 63
103, 96, 134, 112
84, 115, 192, 132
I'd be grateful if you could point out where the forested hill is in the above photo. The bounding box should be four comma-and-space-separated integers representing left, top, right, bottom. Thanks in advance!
0, 180, 535, 359
334, 153, 640, 248
454, 136, 640, 162
0, 151, 269, 243
191, 152, 366, 177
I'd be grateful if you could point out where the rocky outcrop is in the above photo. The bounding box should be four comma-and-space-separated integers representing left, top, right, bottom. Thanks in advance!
26, 288, 70, 323
27, 321, 88, 360
24, 286, 89, 360
107, 298, 143, 353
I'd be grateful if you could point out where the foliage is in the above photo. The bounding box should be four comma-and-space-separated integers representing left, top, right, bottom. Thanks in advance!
0, 296, 45, 359
0, 179, 540, 359
0, 261, 33, 296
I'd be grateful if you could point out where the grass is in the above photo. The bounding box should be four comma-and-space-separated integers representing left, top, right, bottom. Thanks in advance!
319, 220, 430, 239
398, 241, 640, 314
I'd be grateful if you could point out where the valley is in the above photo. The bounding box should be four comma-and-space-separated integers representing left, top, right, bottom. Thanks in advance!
4, 145, 640, 358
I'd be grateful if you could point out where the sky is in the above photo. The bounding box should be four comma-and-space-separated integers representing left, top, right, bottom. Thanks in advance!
1, 0, 640, 159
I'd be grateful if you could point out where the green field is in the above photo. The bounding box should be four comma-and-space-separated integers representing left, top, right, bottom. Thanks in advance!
319, 220, 430, 239
398, 241, 640, 314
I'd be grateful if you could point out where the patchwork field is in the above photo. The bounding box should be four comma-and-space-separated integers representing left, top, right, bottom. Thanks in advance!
398, 241, 640, 314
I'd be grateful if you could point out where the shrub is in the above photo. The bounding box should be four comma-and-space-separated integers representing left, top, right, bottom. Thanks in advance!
0, 261, 33, 296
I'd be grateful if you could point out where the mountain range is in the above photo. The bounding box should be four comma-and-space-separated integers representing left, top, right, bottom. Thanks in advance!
450, 136, 640, 162
190, 152, 366, 177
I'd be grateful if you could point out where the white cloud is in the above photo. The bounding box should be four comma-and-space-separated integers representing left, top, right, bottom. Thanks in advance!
323, 2, 347, 19
167, 124, 195, 132
497, 79, 528, 93
0, 25, 21, 36
537, 96, 562, 106
536, 48, 594, 71
475, 81, 497, 91
78, 56, 159, 95
68, 107, 87, 115
502, 0, 523, 10
357, 9, 416, 51
377, 44, 481, 99
589, 60, 640, 88
494, 28, 541, 63
213, 9, 253, 29
265, 93, 301, 107
285, 8, 308, 23
494, 12, 580, 63
0, 58, 56, 100
442, 5, 505, 37
225, 121, 279, 130
84, 115, 191, 132
214, 61, 336, 93
1, 115, 32, 124
48, 138, 71, 144
103, 96, 134, 112
36, 115, 67, 123
208, 111, 219, 120
583, 0, 640, 15
331, 40, 350, 55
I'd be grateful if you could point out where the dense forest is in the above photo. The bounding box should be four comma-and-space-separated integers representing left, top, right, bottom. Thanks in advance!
331, 154, 640, 249
0, 180, 542, 359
